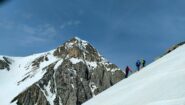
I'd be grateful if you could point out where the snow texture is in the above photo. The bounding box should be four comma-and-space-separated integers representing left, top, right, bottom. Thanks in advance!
54, 59, 63, 70
70, 58, 83, 64
83, 44, 185, 105
39, 81, 56, 105
70, 58, 97, 69
0, 50, 59, 105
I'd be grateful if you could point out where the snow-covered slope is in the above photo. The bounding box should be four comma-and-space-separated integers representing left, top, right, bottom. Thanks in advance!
0, 50, 58, 105
83, 44, 185, 105
0, 37, 124, 105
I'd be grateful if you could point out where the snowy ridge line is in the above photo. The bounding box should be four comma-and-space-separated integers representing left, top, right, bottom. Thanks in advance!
0, 49, 60, 105
83, 44, 185, 105
63, 37, 89, 51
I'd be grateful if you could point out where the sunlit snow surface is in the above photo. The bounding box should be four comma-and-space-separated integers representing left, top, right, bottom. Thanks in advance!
0, 50, 59, 105
83, 45, 185, 105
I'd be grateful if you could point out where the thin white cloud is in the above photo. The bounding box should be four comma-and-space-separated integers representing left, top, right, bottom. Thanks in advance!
60, 20, 81, 29
21, 24, 58, 44
0, 20, 58, 44
21, 24, 58, 38
0, 19, 81, 45
21, 35, 48, 45
0, 20, 15, 30
22, 25, 36, 34
37, 24, 57, 37
22, 13, 33, 19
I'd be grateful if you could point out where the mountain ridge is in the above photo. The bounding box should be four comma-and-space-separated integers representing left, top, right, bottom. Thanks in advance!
0, 37, 125, 105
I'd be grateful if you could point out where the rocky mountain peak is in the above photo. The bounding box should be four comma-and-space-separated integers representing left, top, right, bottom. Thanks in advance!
65, 37, 88, 48
8, 37, 124, 105
53, 37, 101, 62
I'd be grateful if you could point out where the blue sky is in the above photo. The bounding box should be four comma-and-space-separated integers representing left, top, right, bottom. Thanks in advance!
0, 0, 185, 70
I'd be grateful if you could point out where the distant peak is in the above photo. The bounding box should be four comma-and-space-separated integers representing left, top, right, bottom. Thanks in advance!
70, 36, 87, 43
64, 36, 90, 51
74, 36, 81, 41
53, 37, 101, 61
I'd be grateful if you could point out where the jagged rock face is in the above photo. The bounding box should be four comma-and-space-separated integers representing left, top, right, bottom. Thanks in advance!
11, 84, 50, 105
11, 37, 125, 105
53, 37, 101, 62
0, 56, 11, 70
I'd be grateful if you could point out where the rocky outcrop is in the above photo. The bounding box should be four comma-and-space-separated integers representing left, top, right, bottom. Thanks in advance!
11, 84, 50, 105
165, 41, 185, 54
32, 55, 49, 68
158, 41, 185, 59
0, 56, 11, 70
11, 37, 125, 105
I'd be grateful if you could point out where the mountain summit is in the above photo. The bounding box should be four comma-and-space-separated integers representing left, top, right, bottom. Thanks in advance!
0, 37, 124, 105
53, 37, 102, 62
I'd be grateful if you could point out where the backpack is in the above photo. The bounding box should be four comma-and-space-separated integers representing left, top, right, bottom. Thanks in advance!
136, 60, 140, 66
141, 59, 145, 64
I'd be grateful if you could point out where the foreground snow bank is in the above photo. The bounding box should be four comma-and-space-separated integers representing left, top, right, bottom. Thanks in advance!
83, 44, 185, 105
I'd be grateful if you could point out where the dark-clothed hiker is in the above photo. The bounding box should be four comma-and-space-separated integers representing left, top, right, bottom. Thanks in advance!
141, 59, 146, 68
136, 60, 141, 71
125, 66, 132, 78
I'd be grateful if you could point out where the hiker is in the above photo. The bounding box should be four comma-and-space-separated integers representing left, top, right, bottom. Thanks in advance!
125, 66, 132, 78
141, 59, 146, 68
136, 60, 141, 71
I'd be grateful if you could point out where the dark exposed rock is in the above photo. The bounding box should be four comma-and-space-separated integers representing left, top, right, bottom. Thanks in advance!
165, 41, 185, 54
0, 56, 11, 70
11, 84, 50, 105
32, 55, 49, 68
159, 41, 185, 59
11, 37, 125, 105
3, 56, 12, 64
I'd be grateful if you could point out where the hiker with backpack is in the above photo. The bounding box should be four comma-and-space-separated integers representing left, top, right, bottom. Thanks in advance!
141, 59, 146, 68
136, 60, 141, 71
136, 59, 146, 71
125, 66, 133, 78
